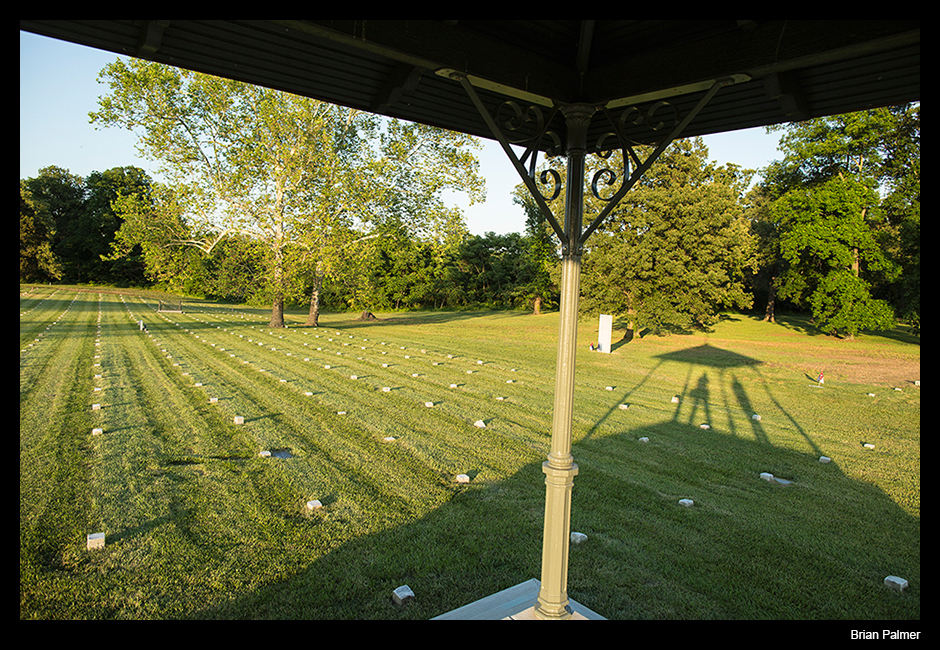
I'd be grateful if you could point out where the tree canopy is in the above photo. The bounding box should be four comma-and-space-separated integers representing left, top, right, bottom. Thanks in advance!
88, 58, 485, 327
759, 103, 919, 336
22, 68, 918, 343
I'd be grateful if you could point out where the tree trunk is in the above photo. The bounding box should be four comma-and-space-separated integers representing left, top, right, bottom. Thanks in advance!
269, 294, 285, 328
269, 250, 285, 328
533, 295, 542, 315
305, 270, 323, 327
763, 275, 777, 323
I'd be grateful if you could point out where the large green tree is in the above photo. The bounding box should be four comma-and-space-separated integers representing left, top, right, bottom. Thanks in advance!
92, 58, 483, 326
574, 138, 757, 333
761, 104, 918, 337
20, 166, 84, 282
19, 179, 61, 282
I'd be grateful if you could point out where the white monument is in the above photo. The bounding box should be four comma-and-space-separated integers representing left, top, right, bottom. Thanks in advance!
597, 314, 613, 353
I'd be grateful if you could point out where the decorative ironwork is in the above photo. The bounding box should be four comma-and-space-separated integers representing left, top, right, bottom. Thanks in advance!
449, 68, 737, 249
588, 100, 681, 203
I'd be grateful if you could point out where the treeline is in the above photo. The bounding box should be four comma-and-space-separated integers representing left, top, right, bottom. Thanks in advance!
20, 60, 918, 339
19, 165, 551, 312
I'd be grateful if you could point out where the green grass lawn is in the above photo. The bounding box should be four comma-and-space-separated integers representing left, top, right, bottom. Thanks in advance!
20, 286, 920, 619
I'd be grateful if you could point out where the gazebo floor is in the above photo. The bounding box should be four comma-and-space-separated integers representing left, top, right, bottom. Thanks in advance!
431, 579, 606, 620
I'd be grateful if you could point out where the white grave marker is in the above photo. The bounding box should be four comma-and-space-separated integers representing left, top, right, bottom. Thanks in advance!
86, 532, 105, 550
392, 585, 415, 606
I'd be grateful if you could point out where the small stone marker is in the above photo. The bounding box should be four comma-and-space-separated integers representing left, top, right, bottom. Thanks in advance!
570, 532, 588, 544
638, 437, 649, 443
209, 397, 218, 403
864, 443, 875, 449
619, 404, 629, 410
382, 387, 390, 392
92, 403, 101, 410
234, 416, 244, 425
306, 500, 322, 510
425, 402, 434, 407
819, 456, 832, 463
474, 420, 486, 428
392, 585, 415, 606
92, 428, 103, 436
605, 386, 613, 391
350, 375, 357, 380
760, 472, 775, 482
383, 436, 396, 442
700, 424, 710, 430
752, 414, 761, 421
259, 450, 271, 457
884, 575, 909, 592
86, 532, 105, 550
450, 383, 458, 388
456, 474, 470, 483
678, 498, 694, 507
671, 396, 680, 403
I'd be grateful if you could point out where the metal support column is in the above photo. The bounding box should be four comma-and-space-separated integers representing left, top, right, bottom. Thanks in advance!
534, 103, 593, 619
447, 68, 740, 619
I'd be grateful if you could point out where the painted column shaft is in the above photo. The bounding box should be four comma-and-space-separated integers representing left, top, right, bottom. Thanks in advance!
535, 104, 594, 619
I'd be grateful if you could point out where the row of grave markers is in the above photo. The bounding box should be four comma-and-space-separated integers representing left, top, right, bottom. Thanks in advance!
79, 298, 913, 596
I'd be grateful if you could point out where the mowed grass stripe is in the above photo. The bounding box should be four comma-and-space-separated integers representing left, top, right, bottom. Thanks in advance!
171, 306, 558, 459
124, 300, 464, 526
20, 292, 97, 572
155, 304, 546, 460
41, 294, 350, 618
22, 293, 919, 619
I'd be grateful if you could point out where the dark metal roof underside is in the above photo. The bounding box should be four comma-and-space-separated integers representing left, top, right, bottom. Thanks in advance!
21, 20, 919, 153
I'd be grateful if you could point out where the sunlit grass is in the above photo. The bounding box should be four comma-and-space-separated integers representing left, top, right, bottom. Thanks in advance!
20, 287, 919, 619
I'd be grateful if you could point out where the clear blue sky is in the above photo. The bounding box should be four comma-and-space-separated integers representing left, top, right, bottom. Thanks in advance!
21, 30, 783, 237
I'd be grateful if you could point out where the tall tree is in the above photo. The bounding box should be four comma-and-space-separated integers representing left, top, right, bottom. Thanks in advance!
92, 59, 483, 326
512, 192, 559, 314
572, 138, 756, 333
82, 166, 151, 285
19, 180, 61, 282
21, 166, 84, 283
761, 104, 917, 337
91, 59, 372, 326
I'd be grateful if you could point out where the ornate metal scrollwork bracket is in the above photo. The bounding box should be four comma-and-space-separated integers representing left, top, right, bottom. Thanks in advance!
445, 69, 741, 250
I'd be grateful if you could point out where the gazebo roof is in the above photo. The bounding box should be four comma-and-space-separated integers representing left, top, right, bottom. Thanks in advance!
20, 20, 919, 151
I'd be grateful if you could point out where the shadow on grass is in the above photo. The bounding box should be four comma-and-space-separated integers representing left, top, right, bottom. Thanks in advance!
188, 346, 918, 620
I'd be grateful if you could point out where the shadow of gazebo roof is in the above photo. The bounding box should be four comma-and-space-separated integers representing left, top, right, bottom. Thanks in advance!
654, 343, 762, 369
